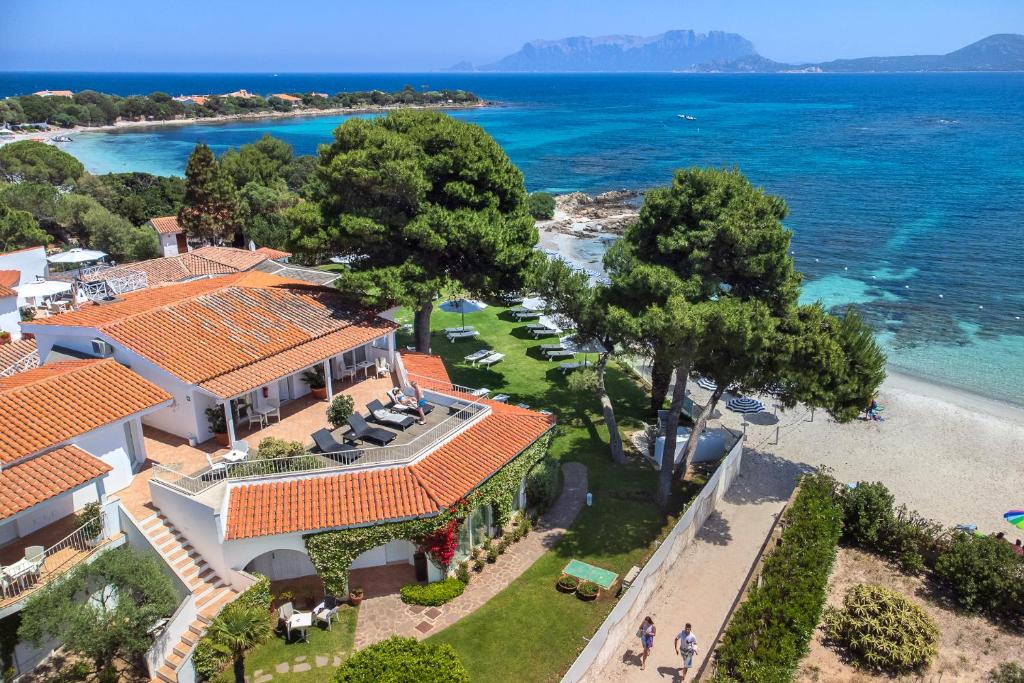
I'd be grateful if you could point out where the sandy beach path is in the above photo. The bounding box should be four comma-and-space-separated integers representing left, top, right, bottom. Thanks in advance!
584, 451, 800, 682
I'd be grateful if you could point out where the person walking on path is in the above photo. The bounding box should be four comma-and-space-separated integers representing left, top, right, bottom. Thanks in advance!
674, 623, 698, 679
637, 616, 656, 671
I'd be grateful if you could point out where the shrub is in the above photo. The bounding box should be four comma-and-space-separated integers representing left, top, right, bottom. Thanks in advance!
326, 393, 355, 429
473, 557, 485, 572
824, 584, 938, 672
840, 481, 895, 550
205, 406, 227, 434
256, 437, 305, 460
74, 501, 103, 539
302, 365, 326, 389
497, 538, 509, 554
455, 561, 471, 585
191, 637, 224, 681
333, 636, 469, 683
934, 532, 1024, 615
576, 580, 599, 598
990, 662, 1024, 683
487, 547, 499, 563
399, 578, 465, 606
714, 471, 843, 681
482, 537, 492, 552
527, 191, 556, 220
525, 458, 561, 511
557, 575, 579, 591
886, 505, 944, 574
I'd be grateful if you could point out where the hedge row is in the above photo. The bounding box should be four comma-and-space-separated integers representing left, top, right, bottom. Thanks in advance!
713, 472, 844, 682
399, 578, 466, 606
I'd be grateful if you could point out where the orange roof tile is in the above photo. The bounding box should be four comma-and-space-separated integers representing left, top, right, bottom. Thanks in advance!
30, 273, 397, 399
148, 216, 183, 235
0, 338, 37, 372
400, 352, 452, 389
223, 368, 554, 540
0, 359, 172, 464
0, 446, 110, 519
190, 246, 268, 271
254, 247, 292, 260
0, 270, 19, 288
0, 285, 14, 298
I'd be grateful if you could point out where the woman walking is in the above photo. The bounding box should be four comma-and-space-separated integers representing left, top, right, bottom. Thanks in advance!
637, 616, 656, 671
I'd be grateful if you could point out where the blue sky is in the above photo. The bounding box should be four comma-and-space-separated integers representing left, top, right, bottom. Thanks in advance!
2, 0, 1022, 71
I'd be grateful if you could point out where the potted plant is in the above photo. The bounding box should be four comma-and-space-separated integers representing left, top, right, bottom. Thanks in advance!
326, 394, 355, 429
349, 585, 364, 606
557, 574, 579, 593
576, 580, 599, 601
76, 502, 104, 548
0, 331, 10, 345
302, 366, 328, 400
205, 407, 230, 447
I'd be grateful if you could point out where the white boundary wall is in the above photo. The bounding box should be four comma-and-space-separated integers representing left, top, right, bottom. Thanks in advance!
560, 435, 745, 682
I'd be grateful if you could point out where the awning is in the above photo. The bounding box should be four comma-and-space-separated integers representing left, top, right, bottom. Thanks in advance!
47, 248, 107, 265
15, 280, 72, 299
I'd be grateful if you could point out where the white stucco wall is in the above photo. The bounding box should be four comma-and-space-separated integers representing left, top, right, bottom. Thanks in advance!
350, 539, 415, 569
0, 246, 48, 298
246, 548, 317, 581
149, 481, 230, 579
159, 232, 179, 257
73, 419, 142, 496
0, 294, 19, 337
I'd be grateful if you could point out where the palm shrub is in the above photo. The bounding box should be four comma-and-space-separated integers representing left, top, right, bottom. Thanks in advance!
333, 636, 469, 683
714, 471, 843, 681
326, 393, 355, 429
824, 584, 938, 672
206, 603, 272, 683
934, 532, 1024, 615
990, 663, 1024, 683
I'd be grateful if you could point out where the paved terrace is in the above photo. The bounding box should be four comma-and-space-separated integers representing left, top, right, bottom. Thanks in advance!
121, 374, 400, 519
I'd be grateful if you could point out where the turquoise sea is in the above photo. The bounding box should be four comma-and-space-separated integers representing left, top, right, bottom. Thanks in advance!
2, 73, 1022, 404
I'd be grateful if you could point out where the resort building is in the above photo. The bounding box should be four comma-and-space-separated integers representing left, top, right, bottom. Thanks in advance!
147, 215, 188, 257
270, 93, 302, 103
222, 89, 254, 99
31, 90, 73, 98
172, 95, 209, 106
7, 270, 554, 681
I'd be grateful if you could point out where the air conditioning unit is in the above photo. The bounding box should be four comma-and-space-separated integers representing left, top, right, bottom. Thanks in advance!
91, 339, 114, 357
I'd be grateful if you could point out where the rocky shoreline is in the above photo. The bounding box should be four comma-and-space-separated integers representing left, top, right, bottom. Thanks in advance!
537, 190, 642, 238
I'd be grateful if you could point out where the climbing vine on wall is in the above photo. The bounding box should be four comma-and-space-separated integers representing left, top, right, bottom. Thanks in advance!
304, 431, 554, 594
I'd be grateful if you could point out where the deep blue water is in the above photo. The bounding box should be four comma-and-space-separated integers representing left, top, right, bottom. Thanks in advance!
3, 72, 1023, 403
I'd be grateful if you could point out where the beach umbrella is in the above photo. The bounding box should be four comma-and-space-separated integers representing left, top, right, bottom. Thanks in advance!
1004, 510, 1024, 530
562, 335, 606, 363
696, 376, 718, 391
726, 397, 765, 414
47, 248, 106, 264
537, 314, 569, 334
520, 296, 547, 311
15, 280, 72, 304
440, 298, 487, 327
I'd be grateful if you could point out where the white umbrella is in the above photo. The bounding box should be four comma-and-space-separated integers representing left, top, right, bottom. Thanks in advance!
562, 335, 606, 363
521, 296, 547, 311
726, 397, 765, 414
538, 314, 570, 333
47, 248, 107, 264
440, 298, 487, 327
15, 280, 72, 303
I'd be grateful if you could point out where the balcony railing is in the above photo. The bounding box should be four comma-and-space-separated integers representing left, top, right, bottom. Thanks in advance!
0, 349, 40, 377
151, 392, 490, 496
1, 511, 109, 606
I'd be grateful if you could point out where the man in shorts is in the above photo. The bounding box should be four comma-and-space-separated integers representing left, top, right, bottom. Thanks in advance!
674, 623, 697, 679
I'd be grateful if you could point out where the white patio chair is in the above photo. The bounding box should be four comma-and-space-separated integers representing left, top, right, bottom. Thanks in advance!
223, 440, 249, 463
338, 365, 357, 383
242, 406, 265, 429
24, 546, 44, 573
315, 605, 338, 630
205, 453, 227, 476
375, 356, 391, 377
263, 399, 282, 424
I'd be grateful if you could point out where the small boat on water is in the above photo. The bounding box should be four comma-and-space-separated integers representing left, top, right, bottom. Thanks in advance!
51, 135, 73, 143
676, 114, 697, 121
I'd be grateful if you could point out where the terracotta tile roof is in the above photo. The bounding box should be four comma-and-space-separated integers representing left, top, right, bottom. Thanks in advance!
226, 467, 436, 540
254, 247, 291, 260
147, 216, 183, 235
0, 270, 19, 288
0, 285, 14, 298
0, 358, 172, 464
190, 246, 268, 271
223, 381, 554, 539
0, 338, 37, 372
0, 446, 110, 519
271, 94, 302, 102
29, 273, 397, 399
400, 352, 452, 389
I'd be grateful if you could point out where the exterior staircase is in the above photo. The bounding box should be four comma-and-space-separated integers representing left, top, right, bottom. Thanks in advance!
138, 513, 239, 683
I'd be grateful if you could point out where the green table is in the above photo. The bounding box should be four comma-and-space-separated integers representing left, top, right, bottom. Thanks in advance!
563, 559, 618, 590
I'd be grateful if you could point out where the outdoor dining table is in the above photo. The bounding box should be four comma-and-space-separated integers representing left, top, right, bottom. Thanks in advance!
287, 611, 312, 642
2, 558, 38, 592
356, 360, 375, 379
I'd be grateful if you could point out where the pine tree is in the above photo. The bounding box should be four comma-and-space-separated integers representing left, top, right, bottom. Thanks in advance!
178, 143, 238, 244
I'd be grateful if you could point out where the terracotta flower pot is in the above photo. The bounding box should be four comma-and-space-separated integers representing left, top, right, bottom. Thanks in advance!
311, 387, 328, 400
214, 432, 230, 447
349, 592, 363, 606
0, 336, 10, 345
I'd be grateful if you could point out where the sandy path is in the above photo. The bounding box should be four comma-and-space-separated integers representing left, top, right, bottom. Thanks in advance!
585, 451, 799, 682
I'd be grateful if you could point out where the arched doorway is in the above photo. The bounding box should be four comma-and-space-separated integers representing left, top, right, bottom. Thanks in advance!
349, 540, 418, 597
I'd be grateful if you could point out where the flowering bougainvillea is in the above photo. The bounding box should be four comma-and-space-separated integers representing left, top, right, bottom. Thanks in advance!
417, 519, 460, 572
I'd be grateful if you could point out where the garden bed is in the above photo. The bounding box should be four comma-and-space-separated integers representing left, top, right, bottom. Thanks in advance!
799, 547, 1024, 682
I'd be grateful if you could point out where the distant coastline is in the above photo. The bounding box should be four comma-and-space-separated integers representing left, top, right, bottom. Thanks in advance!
1, 100, 489, 145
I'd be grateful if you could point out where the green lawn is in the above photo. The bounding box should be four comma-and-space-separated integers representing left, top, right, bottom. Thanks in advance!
403, 300, 703, 683
213, 606, 358, 683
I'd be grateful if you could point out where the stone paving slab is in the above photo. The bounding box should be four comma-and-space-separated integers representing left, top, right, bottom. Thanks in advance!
353, 462, 588, 648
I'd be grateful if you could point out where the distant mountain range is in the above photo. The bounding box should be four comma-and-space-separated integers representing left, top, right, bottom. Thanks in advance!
449, 33, 1024, 73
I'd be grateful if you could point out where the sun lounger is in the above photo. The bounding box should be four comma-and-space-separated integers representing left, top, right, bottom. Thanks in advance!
311, 429, 360, 463
478, 352, 505, 367
464, 349, 491, 363
345, 414, 397, 446
470, 388, 490, 397
559, 361, 588, 373
491, 394, 510, 403
530, 326, 560, 338
386, 388, 434, 415
539, 343, 565, 352
511, 309, 541, 320
445, 326, 476, 334
525, 322, 550, 331
366, 400, 416, 430
447, 329, 479, 342
546, 349, 575, 360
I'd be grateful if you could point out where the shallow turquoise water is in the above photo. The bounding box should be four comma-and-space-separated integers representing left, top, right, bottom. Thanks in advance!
7, 73, 1022, 403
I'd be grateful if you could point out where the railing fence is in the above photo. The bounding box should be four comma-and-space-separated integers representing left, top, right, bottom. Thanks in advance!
1, 511, 108, 601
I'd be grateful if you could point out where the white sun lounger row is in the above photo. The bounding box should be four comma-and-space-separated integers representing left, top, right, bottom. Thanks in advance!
464, 349, 505, 367
447, 329, 479, 342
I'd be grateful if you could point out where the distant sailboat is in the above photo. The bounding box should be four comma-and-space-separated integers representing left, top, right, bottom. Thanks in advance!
677, 114, 697, 121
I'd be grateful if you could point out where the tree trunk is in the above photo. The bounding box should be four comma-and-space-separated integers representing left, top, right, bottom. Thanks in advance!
413, 300, 433, 353
649, 345, 672, 414
655, 364, 690, 511
677, 385, 725, 479
234, 655, 246, 683
594, 352, 625, 464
